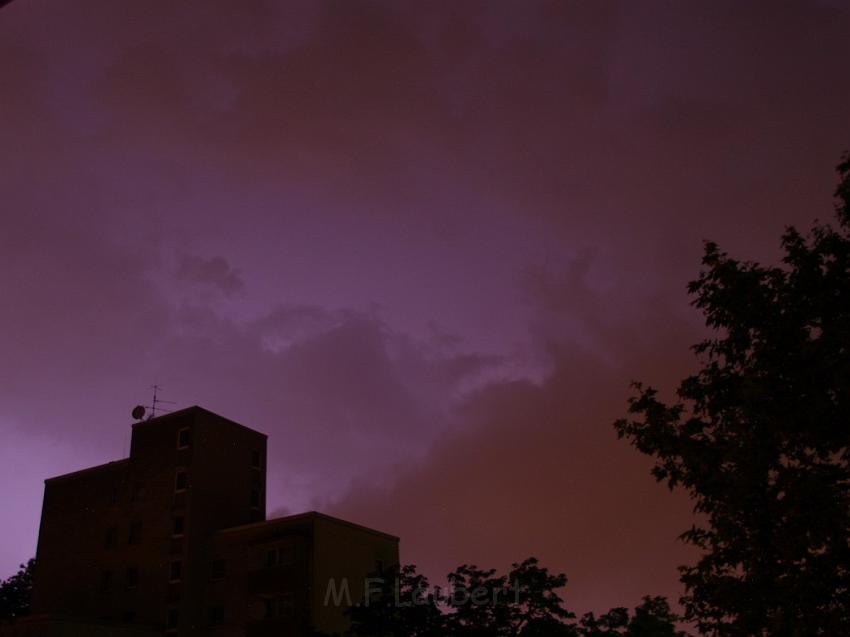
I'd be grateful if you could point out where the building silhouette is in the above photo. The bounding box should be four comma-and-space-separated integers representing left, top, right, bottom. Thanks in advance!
5, 406, 398, 636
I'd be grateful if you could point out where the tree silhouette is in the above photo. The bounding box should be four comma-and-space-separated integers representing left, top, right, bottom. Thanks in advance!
579, 606, 629, 636
503, 558, 575, 636
347, 564, 444, 637
628, 597, 688, 637
444, 563, 509, 636
579, 597, 686, 637
0, 559, 34, 622
344, 559, 682, 636
615, 155, 850, 635
444, 559, 574, 637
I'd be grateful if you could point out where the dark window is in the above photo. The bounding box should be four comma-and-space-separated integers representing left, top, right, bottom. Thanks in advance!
210, 605, 224, 626
279, 595, 294, 619
177, 427, 191, 450
169, 560, 182, 583
376, 559, 385, 575
125, 566, 139, 590
264, 595, 294, 619
105, 527, 117, 549
250, 488, 261, 509
266, 545, 294, 567
166, 608, 179, 630
251, 450, 261, 469
280, 545, 295, 565
122, 610, 136, 623
175, 471, 189, 492
128, 521, 142, 545
99, 570, 113, 593
130, 482, 145, 502
210, 559, 225, 581
172, 516, 185, 537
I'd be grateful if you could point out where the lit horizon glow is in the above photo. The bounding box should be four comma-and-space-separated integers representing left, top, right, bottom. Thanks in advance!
1, 0, 849, 616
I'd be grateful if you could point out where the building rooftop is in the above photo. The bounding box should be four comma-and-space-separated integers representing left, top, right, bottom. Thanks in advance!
215, 510, 400, 542
44, 458, 130, 484
130, 404, 268, 438
44, 406, 267, 484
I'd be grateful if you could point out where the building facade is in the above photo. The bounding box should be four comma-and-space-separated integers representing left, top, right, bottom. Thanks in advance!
7, 407, 398, 637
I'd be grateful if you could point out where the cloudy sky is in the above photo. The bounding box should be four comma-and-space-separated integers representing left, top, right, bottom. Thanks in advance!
1, 0, 849, 615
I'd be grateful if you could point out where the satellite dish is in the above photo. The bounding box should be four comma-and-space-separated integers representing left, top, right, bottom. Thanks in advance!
131, 405, 146, 420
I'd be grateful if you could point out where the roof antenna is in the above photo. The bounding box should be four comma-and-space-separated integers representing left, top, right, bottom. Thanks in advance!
148, 384, 176, 419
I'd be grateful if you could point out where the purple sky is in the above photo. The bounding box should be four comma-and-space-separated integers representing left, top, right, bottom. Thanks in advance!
2, 0, 849, 615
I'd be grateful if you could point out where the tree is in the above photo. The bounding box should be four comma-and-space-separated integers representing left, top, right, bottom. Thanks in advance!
0, 559, 34, 622
615, 156, 850, 635
345, 559, 682, 637
628, 597, 688, 637
347, 564, 445, 637
578, 606, 630, 636
579, 597, 686, 637
444, 563, 510, 637
445, 558, 575, 637
503, 558, 576, 637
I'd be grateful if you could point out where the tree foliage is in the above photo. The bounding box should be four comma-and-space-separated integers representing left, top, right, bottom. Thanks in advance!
347, 564, 444, 637
0, 559, 34, 622
615, 156, 850, 635
344, 559, 684, 637
444, 559, 575, 637
580, 597, 685, 637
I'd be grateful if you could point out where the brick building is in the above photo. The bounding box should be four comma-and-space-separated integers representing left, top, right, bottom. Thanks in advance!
5, 406, 398, 636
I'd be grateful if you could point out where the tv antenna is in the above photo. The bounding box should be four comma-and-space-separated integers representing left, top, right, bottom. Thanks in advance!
148, 384, 176, 419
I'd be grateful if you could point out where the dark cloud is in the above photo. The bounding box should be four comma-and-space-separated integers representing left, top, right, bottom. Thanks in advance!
176, 254, 245, 296
329, 251, 703, 615
0, 0, 848, 619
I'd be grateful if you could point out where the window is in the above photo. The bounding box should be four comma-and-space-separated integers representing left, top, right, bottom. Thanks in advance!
99, 570, 113, 593
210, 559, 225, 581
166, 608, 179, 631
104, 527, 117, 549
266, 545, 294, 567
376, 559, 385, 575
128, 521, 142, 545
130, 482, 145, 502
172, 516, 185, 537
125, 566, 139, 590
169, 560, 182, 583
250, 488, 261, 509
177, 427, 191, 450
279, 595, 294, 619
210, 605, 224, 626
175, 471, 189, 492
251, 450, 261, 469
264, 595, 294, 619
